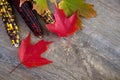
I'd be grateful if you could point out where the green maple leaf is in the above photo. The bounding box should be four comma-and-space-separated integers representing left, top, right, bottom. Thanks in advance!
58, 0, 96, 29
33, 0, 48, 14
59, 0, 96, 18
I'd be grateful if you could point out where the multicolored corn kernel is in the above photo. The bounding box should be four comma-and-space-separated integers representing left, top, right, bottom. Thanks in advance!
10, 0, 43, 36
0, 0, 20, 47
40, 9, 55, 24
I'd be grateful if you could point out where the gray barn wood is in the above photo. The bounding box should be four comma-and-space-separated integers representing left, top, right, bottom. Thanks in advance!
0, 0, 120, 80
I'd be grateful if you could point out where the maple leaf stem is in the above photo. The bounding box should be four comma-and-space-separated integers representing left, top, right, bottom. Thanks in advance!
50, 0, 57, 6
65, 36, 71, 48
9, 63, 22, 74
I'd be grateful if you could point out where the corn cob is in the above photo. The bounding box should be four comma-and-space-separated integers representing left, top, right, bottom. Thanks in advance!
9, 0, 43, 36
0, 0, 20, 47
30, 0, 55, 24
40, 9, 55, 24
31, 0, 55, 24
20, 0, 55, 24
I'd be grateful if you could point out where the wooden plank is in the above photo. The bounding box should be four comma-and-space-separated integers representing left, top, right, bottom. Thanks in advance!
0, 0, 120, 80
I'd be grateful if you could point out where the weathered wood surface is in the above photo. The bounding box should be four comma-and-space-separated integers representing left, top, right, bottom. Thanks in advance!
0, 0, 120, 80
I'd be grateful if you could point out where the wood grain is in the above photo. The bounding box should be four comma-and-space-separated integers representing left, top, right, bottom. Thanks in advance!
0, 0, 120, 80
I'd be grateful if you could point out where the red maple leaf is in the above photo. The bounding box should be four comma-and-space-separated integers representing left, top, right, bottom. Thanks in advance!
19, 33, 52, 68
46, 6, 79, 37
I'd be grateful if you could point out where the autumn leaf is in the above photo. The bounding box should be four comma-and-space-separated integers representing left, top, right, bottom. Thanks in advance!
46, 6, 79, 37
20, 0, 27, 6
59, 0, 96, 18
20, 0, 24, 6
20, 0, 33, 6
32, 0, 49, 15
19, 33, 52, 68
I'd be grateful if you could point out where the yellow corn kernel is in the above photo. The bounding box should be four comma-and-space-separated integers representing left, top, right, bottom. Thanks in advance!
11, 40, 15, 45
16, 39, 19, 43
16, 35, 20, 39
15, 26, 18, 31
2, 7, 6, 13
9, 23, 13, 30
